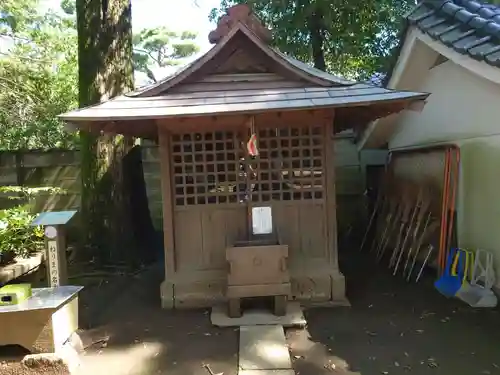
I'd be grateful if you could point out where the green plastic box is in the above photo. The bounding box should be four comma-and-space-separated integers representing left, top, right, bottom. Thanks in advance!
0, 284, 32, 306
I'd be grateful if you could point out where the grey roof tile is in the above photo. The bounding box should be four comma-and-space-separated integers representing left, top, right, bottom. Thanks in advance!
485, 49, 500, 65
407, 0, 500, 68
408, 4, 434, 22
468, 16, 488, 29
453, 34, 486, 52
469, 42, 500, 58
418, 14, 447, 29
455, 9, 476, 23
440, 28, 476, 45
483, 21, 500, 37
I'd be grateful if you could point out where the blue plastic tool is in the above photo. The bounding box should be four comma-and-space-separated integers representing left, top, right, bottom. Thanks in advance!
434, 248, 466, 297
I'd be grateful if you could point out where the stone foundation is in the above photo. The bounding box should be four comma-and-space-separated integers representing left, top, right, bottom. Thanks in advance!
160, 268, 347, 309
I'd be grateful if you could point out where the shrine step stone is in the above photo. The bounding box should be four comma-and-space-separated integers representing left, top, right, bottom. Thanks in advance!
239, 325, 292, 371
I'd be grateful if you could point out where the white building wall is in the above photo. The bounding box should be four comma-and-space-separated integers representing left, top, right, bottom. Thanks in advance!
388, 60, 500, 288
389, 60, 500, 149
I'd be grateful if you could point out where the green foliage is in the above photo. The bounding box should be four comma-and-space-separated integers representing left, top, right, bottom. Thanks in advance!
0, 186, 67, 200
0, 186, 67, 262
210, 0, 414, 79
0, 0, 38, 35
0, 0, 200, 150
0, 0, 79, 151
0, 205, 44, 261
132, 27, 200, 83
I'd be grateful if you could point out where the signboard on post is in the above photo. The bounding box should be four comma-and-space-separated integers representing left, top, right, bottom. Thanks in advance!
31, 211, 77, 287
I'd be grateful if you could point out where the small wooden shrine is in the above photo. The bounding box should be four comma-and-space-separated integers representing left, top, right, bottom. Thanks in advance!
60, 4, 429, 309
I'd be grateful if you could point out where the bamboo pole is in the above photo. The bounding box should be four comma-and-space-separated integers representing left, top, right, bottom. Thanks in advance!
393, 188, 424, 274
402, 191, 432, 277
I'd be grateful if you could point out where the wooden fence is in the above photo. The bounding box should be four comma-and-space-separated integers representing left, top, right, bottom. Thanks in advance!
0, 150, 81, 212
0, 139, 367, 235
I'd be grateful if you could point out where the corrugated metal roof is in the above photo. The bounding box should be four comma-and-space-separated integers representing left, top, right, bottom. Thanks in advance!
59, 84, 428, 122
407, 0, 500, 67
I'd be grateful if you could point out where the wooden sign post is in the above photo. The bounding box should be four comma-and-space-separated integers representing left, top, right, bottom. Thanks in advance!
29, 210, 80, 353
31, 211, 77, 287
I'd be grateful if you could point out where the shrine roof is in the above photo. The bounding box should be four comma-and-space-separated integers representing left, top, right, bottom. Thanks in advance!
59, 4, 428, 125
60, 83, 427, 122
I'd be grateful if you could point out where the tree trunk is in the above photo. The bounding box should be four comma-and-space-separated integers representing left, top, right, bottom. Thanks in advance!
76, 0, 136, 265
309, 9, 326, 71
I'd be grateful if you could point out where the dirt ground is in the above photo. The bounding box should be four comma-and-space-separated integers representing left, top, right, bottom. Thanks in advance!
2, 243, 500, 375
286, 247, 500, 375
75, 248, 500, 375
74, 264, 238, 375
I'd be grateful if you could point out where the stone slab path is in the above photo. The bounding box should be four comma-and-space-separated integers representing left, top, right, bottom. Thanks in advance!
238, 325, 294, 375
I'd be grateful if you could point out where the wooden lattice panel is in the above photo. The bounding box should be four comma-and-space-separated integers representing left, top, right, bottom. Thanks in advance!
171, 125, 324, 206
251, 125, 324, 202
172, 131, 245, 206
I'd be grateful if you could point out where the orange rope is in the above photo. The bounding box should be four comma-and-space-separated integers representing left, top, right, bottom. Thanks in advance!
438, 148, 451, 274
445, 148, 460, 273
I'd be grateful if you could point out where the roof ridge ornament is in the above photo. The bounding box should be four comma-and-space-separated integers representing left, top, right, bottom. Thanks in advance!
208, 3, 272, 45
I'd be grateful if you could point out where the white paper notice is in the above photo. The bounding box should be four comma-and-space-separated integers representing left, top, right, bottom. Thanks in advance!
252, 206, 273, 235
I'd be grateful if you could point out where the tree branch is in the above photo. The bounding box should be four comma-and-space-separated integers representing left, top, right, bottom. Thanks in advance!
0, 51, 50, 63
0, 33, 33, 43
0, 77, 43, 104
132, 47, 161, 65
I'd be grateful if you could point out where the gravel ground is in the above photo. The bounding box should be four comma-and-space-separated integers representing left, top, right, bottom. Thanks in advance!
0, 347, 70, 375
0, 361, 70, 375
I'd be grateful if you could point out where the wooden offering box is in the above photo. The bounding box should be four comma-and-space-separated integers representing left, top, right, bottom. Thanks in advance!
226, 238, 291, 318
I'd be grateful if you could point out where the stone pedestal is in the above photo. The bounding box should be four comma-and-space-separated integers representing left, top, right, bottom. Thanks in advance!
160, 267, 347, 309
0, 290, 80, 353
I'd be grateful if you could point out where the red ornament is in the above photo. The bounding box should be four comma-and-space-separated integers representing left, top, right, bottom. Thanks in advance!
247, 133, 259, 156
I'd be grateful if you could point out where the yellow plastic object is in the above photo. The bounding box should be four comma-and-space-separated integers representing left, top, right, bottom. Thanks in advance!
450, 249, 474, 285
0, 283, 32, 306
451, 252, 460, 276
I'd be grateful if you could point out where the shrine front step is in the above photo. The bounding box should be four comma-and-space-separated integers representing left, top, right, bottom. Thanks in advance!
211, 301, 306, 328
238, 325, 293, 375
